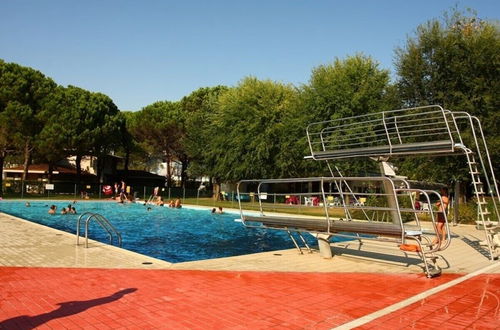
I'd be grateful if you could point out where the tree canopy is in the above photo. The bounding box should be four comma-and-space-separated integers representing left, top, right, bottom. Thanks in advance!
0, 7, 498, 199
394, 9, 500, 183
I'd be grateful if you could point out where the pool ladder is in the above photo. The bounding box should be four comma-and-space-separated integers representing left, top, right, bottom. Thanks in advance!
76, 212, 122, 248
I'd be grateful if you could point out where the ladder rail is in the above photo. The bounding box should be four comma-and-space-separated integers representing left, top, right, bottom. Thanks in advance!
449, 111, 498, 260
85, 214, 122, 248
76, 212, 122, 248
76, 212, 95, 246
451, 112, 500, 206
450, 113, 499, 224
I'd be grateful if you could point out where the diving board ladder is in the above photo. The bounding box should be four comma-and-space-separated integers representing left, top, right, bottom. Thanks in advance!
447, 111, 500, 260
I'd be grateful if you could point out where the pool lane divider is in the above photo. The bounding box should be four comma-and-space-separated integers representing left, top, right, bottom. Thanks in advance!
333, 261, 500, 330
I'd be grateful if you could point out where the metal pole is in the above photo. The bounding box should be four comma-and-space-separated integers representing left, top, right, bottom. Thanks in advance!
21, 182, 24, 199
99, 185, 101, 199
168, 188, 171, 200
379, 162, 401, 225
182, 187, 186, 202
74, 184, 77, 199
143, 186, 146, 201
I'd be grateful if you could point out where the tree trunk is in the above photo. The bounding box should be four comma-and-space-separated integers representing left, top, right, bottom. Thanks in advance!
0, 153, 4, 196
165, 152, 172, 187
459, 181, 467, 203
124, 149, 130, 173
22, 141, 32, 182
75, 154, 82, 183
47, 162, 53, 183
96, 156, 104, 184
180, 156, 188, 188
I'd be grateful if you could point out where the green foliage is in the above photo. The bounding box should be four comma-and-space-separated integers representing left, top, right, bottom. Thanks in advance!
181, 86, 228, 178
37, 86, 122, 162
0, 61, 57, 147
206, 77, 299, 181
300, 54, 397, 176
128, 101, 182, 184
394, 9, 500, 182
302, 54, 395, 121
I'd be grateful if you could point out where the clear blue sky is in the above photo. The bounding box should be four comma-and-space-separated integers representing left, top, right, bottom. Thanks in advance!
1, 0, 498, 111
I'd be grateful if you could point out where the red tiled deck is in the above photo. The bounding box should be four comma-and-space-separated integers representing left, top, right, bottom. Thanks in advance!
2, 267, 497, 329
359, 273, 500, 329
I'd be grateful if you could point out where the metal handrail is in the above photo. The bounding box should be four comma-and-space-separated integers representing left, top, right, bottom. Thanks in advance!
237, 176, 448, 251
307, 105, 455, 158
76, 212, 122, 248
76, 212, 96, 246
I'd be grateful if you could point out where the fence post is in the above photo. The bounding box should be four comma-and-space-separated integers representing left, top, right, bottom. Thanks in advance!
21, 182, 24, 199
168, 188, 171, 200
74, 184, 77, 199
143, 186, 146, 201
274, 193, 276, 212
99, 185, 102, 199
182, 187, 186, 202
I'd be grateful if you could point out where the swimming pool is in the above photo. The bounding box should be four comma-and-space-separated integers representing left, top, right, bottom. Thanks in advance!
0, 201, 317, 262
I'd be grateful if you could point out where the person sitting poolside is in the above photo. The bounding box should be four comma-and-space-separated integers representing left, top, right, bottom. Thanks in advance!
168, 200, 175, 208
48, 205, 57, 214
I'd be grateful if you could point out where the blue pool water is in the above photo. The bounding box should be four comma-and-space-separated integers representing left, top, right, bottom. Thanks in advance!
0, 201, 317, 263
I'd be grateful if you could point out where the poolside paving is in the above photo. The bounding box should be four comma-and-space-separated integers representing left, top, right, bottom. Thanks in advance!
0, 210, 499, 329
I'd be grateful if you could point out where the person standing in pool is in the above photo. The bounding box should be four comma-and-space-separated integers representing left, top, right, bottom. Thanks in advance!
48, 205, 57, 214
120, 180, 126, 194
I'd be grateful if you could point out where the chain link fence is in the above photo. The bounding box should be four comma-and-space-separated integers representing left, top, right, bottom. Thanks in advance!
0, 181, 213, 201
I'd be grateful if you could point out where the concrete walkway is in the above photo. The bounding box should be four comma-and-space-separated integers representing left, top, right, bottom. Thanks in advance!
1, 212, 496, 274
0, 211, 499, 329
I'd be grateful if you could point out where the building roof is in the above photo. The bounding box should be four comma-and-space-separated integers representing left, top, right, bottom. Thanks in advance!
3, 164, 94, 176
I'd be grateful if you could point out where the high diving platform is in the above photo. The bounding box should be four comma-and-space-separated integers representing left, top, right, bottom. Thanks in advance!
237, 105, 499, 278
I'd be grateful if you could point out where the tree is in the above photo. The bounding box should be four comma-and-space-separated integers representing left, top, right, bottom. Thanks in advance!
129, 101, 182, 187
205, 77, 299, 186
394, 9, 500, 185
181, 86, 228, 188
37, 86, 122, 183
0, 60, 56, 181
299, 54, 397, 176
0, 60, 15, 194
